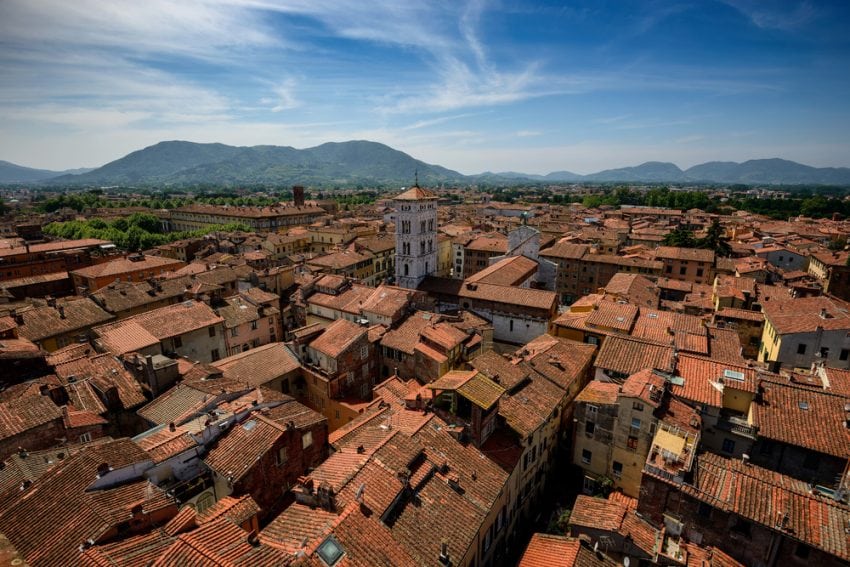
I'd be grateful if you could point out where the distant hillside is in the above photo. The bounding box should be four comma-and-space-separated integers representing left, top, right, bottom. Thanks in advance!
8, 140, 850, 187
683, 159, 850, 185
583, 161, 685, 183
480, 159, 850, 185
0, 161, 97, 183
0, 160, 66, 183
49, 140, 465, 187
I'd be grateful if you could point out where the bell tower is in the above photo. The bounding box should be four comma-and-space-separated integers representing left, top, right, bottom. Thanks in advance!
394, 179, 438, 289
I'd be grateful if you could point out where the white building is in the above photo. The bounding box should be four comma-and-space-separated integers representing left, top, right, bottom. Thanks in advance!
394, 184, 438, 289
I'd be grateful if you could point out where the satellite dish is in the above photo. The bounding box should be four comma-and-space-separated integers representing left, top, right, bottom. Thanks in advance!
355, 483, 365, 502
624, 557, 631, 567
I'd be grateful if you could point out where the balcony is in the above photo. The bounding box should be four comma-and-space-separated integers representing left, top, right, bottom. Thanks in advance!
716, 411, 758, 439
161, 470, 215, 504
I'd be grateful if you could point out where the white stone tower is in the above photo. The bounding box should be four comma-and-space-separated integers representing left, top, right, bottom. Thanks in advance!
394, 180, 438, 289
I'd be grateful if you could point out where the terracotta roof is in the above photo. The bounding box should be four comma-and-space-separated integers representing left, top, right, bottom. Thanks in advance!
519, 335, 596, 391
585, 302, 638, 332
762, 296, 850, 334
261, 501, 339, 553
306, 248, 373, 270
498, 371, 566, 439
307, 283, 375, 316
54, 352, 147, 410
570, 494, 629, 532
309, 318, 366, 358
464, 233, 508, 253
151, 516, 291, 566
0, 337, 43, 360
137, 380, 249, 426
518, 534, 581, 567
359, 285, 415, 319
133, 424, 199, 463
93, 320, 160, 355
419, 276, 558, 311
714, 307, 765, 322
204, 413, 288, 482
174, 202, 324, 218
621, 369, 667, 407
466, 255, 538, 286
632, 308, 706, 343
0, 393, 63, 443
752, 381, 850, 458
456, 372, 505, 410
13, 298, 114, 343
217, 295, 278, 329
393, 185, 438, 200
419, 322, 468, 351
539, 241, 589, 260
575, 380, 620, 405
602, 273, 659, 308
213, 343, 300, 387
70, 254, 182, 279
380, 311, 438, 354
45, 343, 95, 365
0, 439, 170, 567
671, 354, 758, 407
595, 335, 675, 376
651, 453, 850, 562
81, 529, 175, 566
469, 349, 529, 391
94, 300, 222, 353
0, 238, 110, 258
819, 367, 850, 397
570, 495, 659, 559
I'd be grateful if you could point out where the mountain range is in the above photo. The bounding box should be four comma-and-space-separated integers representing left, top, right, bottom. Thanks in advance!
0, 160, 93, 183
2, 140, 850, 187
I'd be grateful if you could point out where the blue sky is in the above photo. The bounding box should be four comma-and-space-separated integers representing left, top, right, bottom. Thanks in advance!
1, 0, 849, 174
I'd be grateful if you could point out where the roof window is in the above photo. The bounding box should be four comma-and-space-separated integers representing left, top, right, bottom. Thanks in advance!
317, 535, 345, 566
723, 369, 745, 382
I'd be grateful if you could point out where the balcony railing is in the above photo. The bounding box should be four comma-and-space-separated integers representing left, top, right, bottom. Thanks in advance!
717, 412, 758, 439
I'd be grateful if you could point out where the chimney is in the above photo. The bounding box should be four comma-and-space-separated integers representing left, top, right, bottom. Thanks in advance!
293, 185, 305, 208
820, 308, 828, 319
439, 541, 451, 566
58, 305, 65, 319
168, 422, 176, 432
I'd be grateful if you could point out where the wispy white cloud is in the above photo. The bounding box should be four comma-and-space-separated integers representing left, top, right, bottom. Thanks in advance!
401, 112, 485, 131
722, 0, 818, 30
264, 79, 300, 112
515, 130, 543, 138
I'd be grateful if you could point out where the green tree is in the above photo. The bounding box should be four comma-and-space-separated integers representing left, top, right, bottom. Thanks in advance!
697, 219, 732, 257
662, 225, 696, 248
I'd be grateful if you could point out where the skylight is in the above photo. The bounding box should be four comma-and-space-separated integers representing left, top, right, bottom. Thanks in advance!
242, 419, 257, 431
317, 535, 345, 566
798, 401, 809, 410
723, 369, 745, 382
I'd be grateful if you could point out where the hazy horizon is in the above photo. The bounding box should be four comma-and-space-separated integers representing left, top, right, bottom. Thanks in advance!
1, 1, 849, 174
